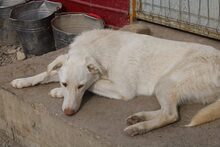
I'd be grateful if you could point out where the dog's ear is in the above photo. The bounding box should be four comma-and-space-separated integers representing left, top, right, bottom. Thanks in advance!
47, 54, 67, 73
86, 57, 106, 77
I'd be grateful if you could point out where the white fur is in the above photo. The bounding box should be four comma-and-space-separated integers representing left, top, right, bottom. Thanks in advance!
11, 30, 220, 136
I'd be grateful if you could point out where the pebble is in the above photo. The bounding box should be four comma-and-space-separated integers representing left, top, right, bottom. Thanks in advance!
11, 45, 17, 49
6, 49, 17, 54
16, 51, 26, 60
1, 45, 9, 51
16, 46, 22, 51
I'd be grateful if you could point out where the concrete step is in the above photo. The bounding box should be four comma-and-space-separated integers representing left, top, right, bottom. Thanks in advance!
1, 24, 220, 147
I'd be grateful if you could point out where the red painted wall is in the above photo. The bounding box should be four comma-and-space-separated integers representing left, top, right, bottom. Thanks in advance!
51, 0, 130, 27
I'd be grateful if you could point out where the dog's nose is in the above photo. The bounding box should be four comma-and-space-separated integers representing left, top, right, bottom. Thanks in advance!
64, 108, 75, 116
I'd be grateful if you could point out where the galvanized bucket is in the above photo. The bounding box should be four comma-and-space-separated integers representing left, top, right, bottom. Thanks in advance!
51, 13, 105, 49
0, 0, 27, 45
10, 1, 62, 55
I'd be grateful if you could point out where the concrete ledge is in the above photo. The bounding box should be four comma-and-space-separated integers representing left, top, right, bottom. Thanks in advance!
0, 48, 113, 147
1, 24, 220, 147
0, 129, 23, 147
0, 87, 111, 147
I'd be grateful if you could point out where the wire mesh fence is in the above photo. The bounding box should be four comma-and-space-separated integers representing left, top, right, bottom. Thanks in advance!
136, 0, 220, 40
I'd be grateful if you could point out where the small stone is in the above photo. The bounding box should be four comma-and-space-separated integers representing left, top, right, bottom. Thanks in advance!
16, 51, 26, 60
11, 45, 17, 49
6, 49, 17, 54
1, 45, 8, 51
16, 46, 22, 51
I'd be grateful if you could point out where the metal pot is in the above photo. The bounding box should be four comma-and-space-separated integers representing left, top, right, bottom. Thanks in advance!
51, 12, 105, 49
10, 1, 62, 55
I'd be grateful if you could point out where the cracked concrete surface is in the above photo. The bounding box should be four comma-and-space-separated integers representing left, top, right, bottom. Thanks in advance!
1, 22, 220, 147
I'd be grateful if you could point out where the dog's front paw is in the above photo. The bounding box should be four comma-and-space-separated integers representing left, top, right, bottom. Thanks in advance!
11, 78, 29, 89
126, 115, 145, 126
124, 125, 147, 136
49, 87, 63, 98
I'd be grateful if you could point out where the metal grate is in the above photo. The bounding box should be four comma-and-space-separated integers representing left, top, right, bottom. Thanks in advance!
136, 0, 220, 40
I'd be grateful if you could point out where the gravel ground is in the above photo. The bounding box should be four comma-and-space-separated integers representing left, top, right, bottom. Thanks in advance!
0, 44, 26, 66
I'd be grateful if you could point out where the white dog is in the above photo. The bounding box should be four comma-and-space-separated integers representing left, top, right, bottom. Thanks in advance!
11, 29, 220, 136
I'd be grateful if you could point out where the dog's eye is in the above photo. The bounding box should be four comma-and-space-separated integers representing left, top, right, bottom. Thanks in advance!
62, 82, 67, 87
77, 84, 84, 89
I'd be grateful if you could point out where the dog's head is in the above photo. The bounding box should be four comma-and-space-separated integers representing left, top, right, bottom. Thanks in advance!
47, 54, 105, 116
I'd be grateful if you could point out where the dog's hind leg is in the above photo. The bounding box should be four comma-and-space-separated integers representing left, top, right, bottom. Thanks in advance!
124, 78, 179, 136
126, 110, 161, 125
11, 70, 59, 88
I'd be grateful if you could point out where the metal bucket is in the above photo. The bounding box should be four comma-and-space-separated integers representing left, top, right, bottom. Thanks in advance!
51, 13, 105, 49
10, 1, 62, 55
0, 0, 27, 45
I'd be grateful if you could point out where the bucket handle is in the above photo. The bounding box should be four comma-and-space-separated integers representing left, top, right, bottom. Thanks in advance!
55, 12, 102, 19
54, 12, 105, 27
86, 13, 101, 19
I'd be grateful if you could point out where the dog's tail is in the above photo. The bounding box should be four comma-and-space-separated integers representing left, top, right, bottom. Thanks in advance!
186, 100, 220, 127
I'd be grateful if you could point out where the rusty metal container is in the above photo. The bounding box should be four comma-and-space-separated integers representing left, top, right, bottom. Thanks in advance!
0, 0, 27, 45
51, 13, 104, 49
10, 1, 62, 55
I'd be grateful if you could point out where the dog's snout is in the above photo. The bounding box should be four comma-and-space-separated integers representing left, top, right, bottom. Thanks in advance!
64, 108, 75, 116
